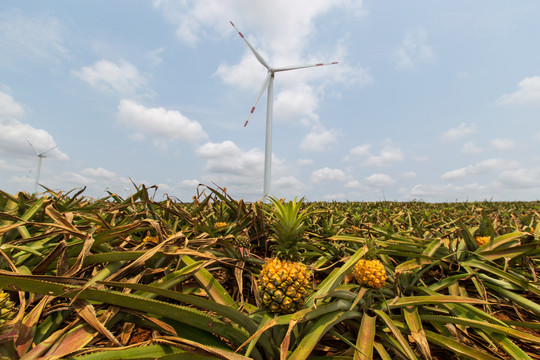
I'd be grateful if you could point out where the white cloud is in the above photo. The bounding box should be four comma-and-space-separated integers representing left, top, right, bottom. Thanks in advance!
274, 84, 319, 125
153, 1, 365, 51
323, 193, 347, 201
117, 99, 208, 145
442, 158, 518, 180
197, 141, 263, 175
330, 39, 373, 86
491, 138, 515, 151
145, 48, 165, 66
394, 27, 434, 70
442, 123, 476, 142
403, 167, 540, 201
300, 127, 340, 152
495, 168, 540, 189
0, 91, 25, 119
0, 91, 68, 160
344, 144, 371, 161
310, 167, 347, 183
0, 9, 69, 67
215, 52, 267, 92
344, 143, 404, 166
274, 175, 304, 191
345, 180, 366, 190
179, 179, 201, 189
365, 173, 395, 187
0, 121, 65, 159
194, 146, 303, 198
461, 141, 482, 154
7, 175, 36, 191
402, 171, 416, 179
407, 183, 486, 201
332, 64, 373, 87
80, 167, 117, 180
496, 76, 540, 106
0, 159, 12, 171
365, 145, 404, 167
297, 158, 314, 166
73, 60, 152, 98
196, 140, 271, 197
57, 168, 131, 195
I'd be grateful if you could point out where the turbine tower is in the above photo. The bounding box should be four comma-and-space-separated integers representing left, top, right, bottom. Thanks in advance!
27, 141, 56, 193
230, 21, 338, 197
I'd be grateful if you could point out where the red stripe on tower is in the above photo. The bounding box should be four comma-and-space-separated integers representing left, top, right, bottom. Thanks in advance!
250, 107, 255, 113
316, 63, 323, 66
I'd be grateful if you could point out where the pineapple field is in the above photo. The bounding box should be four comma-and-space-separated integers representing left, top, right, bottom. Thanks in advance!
0, 184, 538, 360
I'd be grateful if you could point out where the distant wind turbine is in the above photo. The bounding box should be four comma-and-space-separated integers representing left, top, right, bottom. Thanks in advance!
230, 21, 338, 197
27, 141, 57, 193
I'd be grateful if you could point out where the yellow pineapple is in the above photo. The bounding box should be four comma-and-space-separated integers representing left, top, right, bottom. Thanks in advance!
142, 233, 159, 244
475, 236, 490, 246
214, 222, 228, 230
258, 197, 313, 314
259, 258, 311, 313
353, 259, 387, 289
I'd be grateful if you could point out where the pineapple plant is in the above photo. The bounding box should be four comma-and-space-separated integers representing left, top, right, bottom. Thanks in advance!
0, 290, 14, 333
258, 197, 313, 314
474, 214, 493, 247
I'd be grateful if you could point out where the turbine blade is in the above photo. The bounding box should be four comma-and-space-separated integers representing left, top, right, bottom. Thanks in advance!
274, 61, 339, 72
230, 21, 271, 70
244, 72, 271, 127
27, 140, 39, 155
41, 145, 57, 156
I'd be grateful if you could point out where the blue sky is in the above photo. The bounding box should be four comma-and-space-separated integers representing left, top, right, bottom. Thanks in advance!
1, 1, 539, 202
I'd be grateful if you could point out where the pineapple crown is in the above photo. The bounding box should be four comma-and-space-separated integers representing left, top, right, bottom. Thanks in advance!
474, 212, 494, 238
266, 196, 313, 261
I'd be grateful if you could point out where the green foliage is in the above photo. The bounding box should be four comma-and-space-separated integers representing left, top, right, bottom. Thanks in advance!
0, 186, 538, 359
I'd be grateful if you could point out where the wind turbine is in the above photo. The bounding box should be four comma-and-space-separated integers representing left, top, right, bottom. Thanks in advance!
27, 141, 57, 193
230, 21, 338, 197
